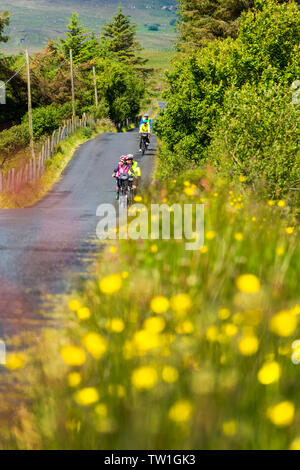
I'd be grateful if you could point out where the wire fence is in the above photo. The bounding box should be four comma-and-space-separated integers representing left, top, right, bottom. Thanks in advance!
0, 114, 140, 193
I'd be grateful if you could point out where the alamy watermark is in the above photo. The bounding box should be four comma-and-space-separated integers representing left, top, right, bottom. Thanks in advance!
96, 203, 204, 251
292, 80, 300, 105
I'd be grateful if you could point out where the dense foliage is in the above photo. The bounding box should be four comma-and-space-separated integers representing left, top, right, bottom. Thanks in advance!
155, 0, 300, 203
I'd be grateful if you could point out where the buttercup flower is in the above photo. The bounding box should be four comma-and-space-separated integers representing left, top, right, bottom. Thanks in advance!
234, 232, 243, 241
162, 366, 179, 383
5, 353, 27, 370
236, 274, 260, 294
77, 307, 91, 320
68, 299, 81, 311
257, 361, 281, 385
144, 316, 166, 333
267, 401, 295, 427
222, 420, 237, 436
107, 318, 125, 333
61, 345, 86, 366
168, 400, 193, 423
171, 293, 192, 314
99, 274, 122, 295
82, 333, 107, 359
68, 372, 82, 387
289, 437, 300, 450
269, 311, 297, 337
131, 366, 158, 390
150, 296, 170, 314
74, 387, 99, 406
238, 335, 259, 356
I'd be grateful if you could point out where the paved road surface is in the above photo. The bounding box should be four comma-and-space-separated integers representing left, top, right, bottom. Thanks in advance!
0, 128, 156, 338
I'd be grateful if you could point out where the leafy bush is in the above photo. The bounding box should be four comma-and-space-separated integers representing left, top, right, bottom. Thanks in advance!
22, 102, 73, 139
0, 122, 30, 157
207, 83, 300, 203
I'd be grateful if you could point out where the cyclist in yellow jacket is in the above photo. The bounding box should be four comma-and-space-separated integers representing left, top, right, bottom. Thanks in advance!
139, 119, 150, 151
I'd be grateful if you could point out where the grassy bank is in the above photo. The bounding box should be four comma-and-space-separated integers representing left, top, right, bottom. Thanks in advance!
2, 168, 300, 449
0, 119, 116, 209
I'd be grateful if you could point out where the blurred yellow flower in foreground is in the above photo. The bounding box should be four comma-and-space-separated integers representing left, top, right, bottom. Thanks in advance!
206, 326, 219, 342
234, 232, 243, 241
74, 387, 99, 406
290, 437, 300, 450
176, 321, 195, 334
68, 299, 81, 311
109, 246, 118, 254
131, 366, 158, 390
269, 311, 297, 337
168, 400, 193, 423
286, 227, 294, 235
236, 274, 260, 294
5, 353, 27, 370
239, 175, 246, 183
267, 200, 275, 206
267, 401, 295, 427
106, 318, 125, 333
82, 333, 107, 359
276, 247, 284, 256
218, 308, 231, 320
99, 273, 122, 295
223, 323, 238, 337
199, 245, 208, 254
277, 200, 285, 208
95, 403, 108, 418
206, 230, 216, 240
144, 316, 166, 333
134, 329, 160, 353
162, 366, 179, 383
61, 345, 86, 366
68, 372, 82, 387
257, 361, 281, 385
171, 293, 192, 314
222, 420, 237, 436
150, 244, 158, 253
238, 335, 259, 356
134, 196, 142, 202
150, 296, 170, 314
77, 307, 91, 320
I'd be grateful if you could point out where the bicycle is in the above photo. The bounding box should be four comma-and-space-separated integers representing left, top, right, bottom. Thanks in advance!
140, 132, 148, 155
118, 173, 129, 210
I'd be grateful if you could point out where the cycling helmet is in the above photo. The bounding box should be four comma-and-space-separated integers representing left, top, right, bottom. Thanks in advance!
126, 154, 134, 161
120, 155, 127, 163
142, 119, 148, 123
144, 114, 149, 118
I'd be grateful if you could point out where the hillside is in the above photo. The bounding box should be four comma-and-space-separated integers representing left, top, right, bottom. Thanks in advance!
1, 0, 177, 52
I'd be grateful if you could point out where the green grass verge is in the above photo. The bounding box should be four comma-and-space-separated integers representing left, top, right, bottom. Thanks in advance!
2, 167, 300, 450
0, 119, 116, 209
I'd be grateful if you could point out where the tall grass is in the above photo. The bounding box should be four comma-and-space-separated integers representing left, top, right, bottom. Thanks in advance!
2, 168, 300, 449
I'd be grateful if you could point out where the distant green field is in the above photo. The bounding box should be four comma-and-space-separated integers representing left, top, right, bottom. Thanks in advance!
1, 0, 177, 53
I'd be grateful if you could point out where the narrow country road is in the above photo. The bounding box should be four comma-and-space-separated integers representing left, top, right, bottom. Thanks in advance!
0, 128, 156, 338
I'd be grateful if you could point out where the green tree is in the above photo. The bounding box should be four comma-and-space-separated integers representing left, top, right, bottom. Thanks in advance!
177, 0, 295, 51
101, 8, 146, 66
58, 12, 90, 63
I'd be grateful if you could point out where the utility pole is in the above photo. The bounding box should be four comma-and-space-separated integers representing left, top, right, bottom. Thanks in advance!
93, 66, 98, 107
70, 49, 76, 118
25, 49, 35, 161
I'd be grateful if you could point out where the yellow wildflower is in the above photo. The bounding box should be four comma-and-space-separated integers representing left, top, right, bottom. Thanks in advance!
77, 307, 91, 320
134, 329, 160, 353
277, 200, 285, 208
109, 246, 118, 254
267, 401, 295, 427
289, 437, 300, 450
131, 366, 158, 390
176, 321, 194, 334
81, 333, 107, 359
168, 400, 193, 423
206, 230, 216, 240
150, 244, 158, 253
269, 311, 297, 337
206, 326, 219, 342
5, 353, 27, 370
218, 308, 231, 320
236, 274, 260, 294
122, 271, 129, 279
150, 296, 170, 314
257, 361, 281, 385
239, 335, 259, 356
234, 232, 243, 242
286, 227, 294, 235
68, 299, 81, 311
239, 175, 246, 183
74, 387, 99, 406
144, 316, 166, 333
106, 318, 125, 333
95, 403, 108, 418
67, 372, 82, 387
170, 293, 192, 314
162, 366, 179, 383
61, 345, 86, 366
199, 245, 208, 254
184, 186, 196, 197
223, 323, 238, 337
99, 273, 122, 295
276, 247, 284, 256
134, 196, 142, 202
291, 305, 300, 316
222, 420, 237, 436
267, 200, 275, 206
